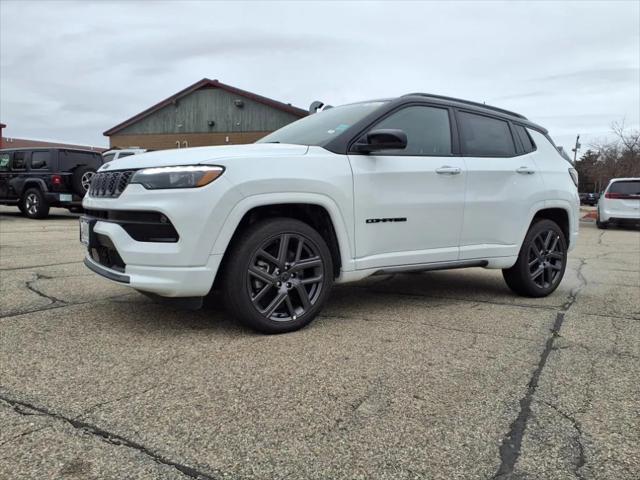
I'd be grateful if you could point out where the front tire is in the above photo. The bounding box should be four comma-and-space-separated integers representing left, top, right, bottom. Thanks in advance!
502, 219, 567, 297
21, 188, 50, 219
222, 218, 334, 334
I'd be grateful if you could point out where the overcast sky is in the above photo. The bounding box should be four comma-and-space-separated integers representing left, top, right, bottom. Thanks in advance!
1, 0, 639, 152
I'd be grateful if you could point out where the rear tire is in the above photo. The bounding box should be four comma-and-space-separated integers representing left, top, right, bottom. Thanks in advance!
21, 188, 50, 219
596, 210, 608, 229
222, 218, 334, 334
502, 219, 567, 297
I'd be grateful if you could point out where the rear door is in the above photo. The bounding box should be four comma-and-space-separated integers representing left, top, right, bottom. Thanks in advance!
349, 104, 467, 269
457, 111, 545, 259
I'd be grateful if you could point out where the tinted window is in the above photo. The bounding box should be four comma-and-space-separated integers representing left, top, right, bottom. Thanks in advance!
258, 101, 387, 146
371, 106, 452, 155
13, 152, 26, 169
58, 150, 102, 171
609, 180, 640, 195
0, 153, 10, 171
30, 151, 49, 169
458, 111, 516, 156
514, 125, 536, 153
102, 153, 115, 163
118, 152, 134, 158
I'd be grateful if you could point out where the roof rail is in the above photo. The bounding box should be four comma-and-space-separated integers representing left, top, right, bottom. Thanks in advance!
402, 93, 527, 120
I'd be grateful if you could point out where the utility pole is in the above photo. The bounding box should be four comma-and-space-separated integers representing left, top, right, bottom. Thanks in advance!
571, 134, 581, 162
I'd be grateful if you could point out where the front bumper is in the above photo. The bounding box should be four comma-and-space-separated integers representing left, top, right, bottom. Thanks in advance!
81, 177, 241, 297
84, 252, 224, 296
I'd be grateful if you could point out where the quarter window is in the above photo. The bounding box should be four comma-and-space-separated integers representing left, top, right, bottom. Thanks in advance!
30, 151, 49, 169
371, 106, 452, 156
12, 152, 26, 170
458, 111, 516, 156
513, 124, 536, 153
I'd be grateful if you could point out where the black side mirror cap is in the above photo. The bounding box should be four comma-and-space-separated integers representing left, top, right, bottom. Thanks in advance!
352, 129, 408, 154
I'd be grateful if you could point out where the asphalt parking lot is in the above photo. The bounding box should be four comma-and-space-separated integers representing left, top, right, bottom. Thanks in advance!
0, 206, 638, 480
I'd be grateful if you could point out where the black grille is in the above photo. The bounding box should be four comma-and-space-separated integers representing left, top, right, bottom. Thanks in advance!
89, 170, 135, 198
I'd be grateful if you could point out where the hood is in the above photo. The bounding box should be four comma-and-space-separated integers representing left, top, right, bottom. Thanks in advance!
98, 143, 309, 171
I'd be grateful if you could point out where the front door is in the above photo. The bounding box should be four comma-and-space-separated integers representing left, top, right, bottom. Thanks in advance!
349, 105, 467, 270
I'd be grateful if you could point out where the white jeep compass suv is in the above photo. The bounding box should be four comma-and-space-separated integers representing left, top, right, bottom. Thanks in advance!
82, 94, 579, 333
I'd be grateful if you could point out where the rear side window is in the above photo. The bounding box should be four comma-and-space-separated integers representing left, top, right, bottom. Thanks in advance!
372, 105, 452, 156
457, 111, 516, 156
102, 153, 115, 163
608, 180, 640, 195
58, 150, 102, 170
12, 152, 26, 170
0, 153, 10, 171
513, 125, 536, 153
30, 151, 50, 169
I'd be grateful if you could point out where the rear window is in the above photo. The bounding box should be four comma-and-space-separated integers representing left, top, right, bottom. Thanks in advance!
12, 152, 26, 169
30, 151, 50, 169
608, 180, 640, 195
58, 150, 102, 171
457, 111, 516, 157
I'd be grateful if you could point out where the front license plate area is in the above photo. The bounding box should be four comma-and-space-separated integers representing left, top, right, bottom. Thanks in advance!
79, 217, 95, 247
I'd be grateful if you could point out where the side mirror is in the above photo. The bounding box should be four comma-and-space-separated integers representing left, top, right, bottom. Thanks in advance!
352, 129, 407, 154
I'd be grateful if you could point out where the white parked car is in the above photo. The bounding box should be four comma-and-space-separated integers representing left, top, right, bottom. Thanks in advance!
596, 178, 640, 229
102, 148, 147, 163
81, 94, 579, 333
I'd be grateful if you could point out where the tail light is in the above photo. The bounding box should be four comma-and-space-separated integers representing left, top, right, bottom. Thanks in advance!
605, 192, 639, 199
51, 175, 63, 186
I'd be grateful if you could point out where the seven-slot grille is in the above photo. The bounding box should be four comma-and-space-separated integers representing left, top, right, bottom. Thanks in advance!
89, 170, 136, 198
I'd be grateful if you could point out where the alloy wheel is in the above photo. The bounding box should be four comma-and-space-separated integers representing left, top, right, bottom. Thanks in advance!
527, 229, 564, 289
25, 193, 39, 215
81, 171, 95, 192
247, 233, 324, 321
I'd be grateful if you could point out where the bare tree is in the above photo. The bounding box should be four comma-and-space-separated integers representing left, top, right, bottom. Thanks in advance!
575, 121, 640, 192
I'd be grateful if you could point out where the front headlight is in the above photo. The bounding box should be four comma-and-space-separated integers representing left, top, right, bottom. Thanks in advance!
130, 165, 224, 190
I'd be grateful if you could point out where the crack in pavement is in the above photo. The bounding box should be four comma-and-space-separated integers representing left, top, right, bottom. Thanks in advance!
0, 395, 220, 480
0, 293, 137, 320
492, 258, 588, 479
541, 400, 587, 480
0, 425, 50, 448
24, 273, 66, 305
0, 260, 82, 272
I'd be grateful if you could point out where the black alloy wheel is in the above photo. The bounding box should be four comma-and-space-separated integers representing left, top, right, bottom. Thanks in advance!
223, 218, 334, 333
248, 232, 325, 322
526, 229, 565, 289
503, 219, 567, 297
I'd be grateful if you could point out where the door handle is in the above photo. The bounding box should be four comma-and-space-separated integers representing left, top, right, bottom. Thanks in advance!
436, 166, 461, 175
516, 166, 535, 175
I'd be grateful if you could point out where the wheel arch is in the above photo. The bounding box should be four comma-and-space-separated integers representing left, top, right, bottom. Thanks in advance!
19, 179, 48, 197
211, 193, 355, 284
530, 207, 571, 247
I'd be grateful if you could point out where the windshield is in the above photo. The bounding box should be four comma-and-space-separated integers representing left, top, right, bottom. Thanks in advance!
102, 153, 115, 163
258, 101, 387, 146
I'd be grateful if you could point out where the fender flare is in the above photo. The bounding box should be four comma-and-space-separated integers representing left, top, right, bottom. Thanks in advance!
211, 192, 356, 273
16, 178, 48, 197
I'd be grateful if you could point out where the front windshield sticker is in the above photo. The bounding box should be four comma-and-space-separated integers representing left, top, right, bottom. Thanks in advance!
327, 123, 351, 135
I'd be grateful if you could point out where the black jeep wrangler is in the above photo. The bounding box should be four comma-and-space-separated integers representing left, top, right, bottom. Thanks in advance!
0, 147, 103, 219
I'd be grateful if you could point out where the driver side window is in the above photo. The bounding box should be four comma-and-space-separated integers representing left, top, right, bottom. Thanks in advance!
372, 106, 452, 156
